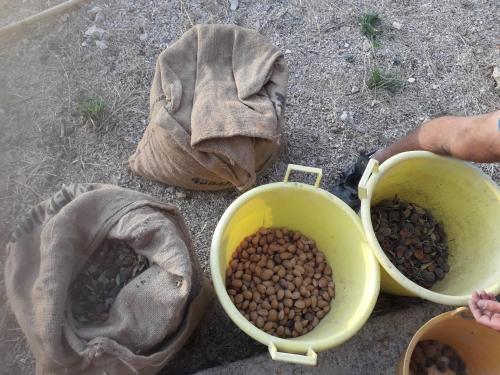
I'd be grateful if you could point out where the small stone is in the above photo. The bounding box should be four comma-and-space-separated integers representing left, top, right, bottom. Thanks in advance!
344, 43, 350, 48
340, 111, 353, 124
362, 39, 371, 51
432, 84, 439, 89
94, 12, 105, 25
408, 77, 416, 83
230, 0, 239, 10
392, 21, 402, 30
175, 191, 187, 198
95, 40, 108, 50
84, 25, 105, 39
285, 49, 291, 54
139, 33, 148, 41
351, 86, 359, 94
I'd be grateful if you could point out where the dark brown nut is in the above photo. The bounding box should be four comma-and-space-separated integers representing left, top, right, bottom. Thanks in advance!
278, 309, 285, 320
318, 299, 328, 308
268, 309, 278, 321
324, 266, 332, 276
271, 299, 279, 309
294, 277, 303, 288
231, 279, 243, 289
262, 301, 271, 310
277, 289, 285, 300
311, 295, 317, 308
277, 326, 285, 336
263, 321, 274, 331
261, 269, 273, 281
250, 311, 258, 322
318, 277, 328, 288
294, 320, 303, 334
257, 309, 269, 317
266, 286, 276, 296
277, 267, 286, 278
252, 291, 262, 302
294, 300, 305, 309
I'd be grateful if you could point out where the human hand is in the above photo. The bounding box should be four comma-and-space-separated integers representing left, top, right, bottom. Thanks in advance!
468, 290, 500, 331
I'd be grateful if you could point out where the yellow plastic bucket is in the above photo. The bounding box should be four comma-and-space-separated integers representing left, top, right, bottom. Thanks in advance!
359, 151, 500, 305
211, 165, 380, 365
396, 307, 500, 375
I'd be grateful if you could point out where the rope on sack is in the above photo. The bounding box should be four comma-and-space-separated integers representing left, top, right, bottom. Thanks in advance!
0, 0, 88, 39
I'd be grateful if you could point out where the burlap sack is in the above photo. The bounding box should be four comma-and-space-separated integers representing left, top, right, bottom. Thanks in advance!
128, 24, 289, 191
5, 183, 212, 375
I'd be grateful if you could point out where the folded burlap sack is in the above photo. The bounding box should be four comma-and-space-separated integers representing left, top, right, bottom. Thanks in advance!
129, 24, 289, 191
5, 183, 212, 375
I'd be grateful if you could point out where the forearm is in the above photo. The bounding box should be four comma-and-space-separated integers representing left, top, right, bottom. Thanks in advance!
373, 111, 500, 163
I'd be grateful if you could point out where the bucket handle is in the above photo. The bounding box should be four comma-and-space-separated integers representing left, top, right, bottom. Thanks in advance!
268, 342, 317, 366
451, 306, 475, 320
358, 158, 379, 199
284, 164, 323, 188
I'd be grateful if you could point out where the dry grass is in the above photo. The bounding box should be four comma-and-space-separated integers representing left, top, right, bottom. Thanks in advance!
0, 0, 498, 374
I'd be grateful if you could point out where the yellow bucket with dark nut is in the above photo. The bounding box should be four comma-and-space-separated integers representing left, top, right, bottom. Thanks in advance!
359, 151, 500, 305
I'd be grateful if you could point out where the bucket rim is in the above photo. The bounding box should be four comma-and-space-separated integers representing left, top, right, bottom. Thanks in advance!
360, 151, 500, 305
210, 181, 380, 353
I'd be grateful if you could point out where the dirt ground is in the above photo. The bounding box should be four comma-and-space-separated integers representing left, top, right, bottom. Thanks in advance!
0, 0, 499, 374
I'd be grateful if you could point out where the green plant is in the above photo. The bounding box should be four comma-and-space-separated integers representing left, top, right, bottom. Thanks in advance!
367, 68, 403, 93
75, 92, 105, 121
359, 11, 381, 47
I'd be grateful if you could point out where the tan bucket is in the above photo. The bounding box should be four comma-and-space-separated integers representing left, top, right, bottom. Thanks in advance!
396, 307, 500, 375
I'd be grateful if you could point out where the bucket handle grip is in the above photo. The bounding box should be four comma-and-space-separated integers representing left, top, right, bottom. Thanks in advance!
358, 158, 379, 199
284, 164, 323, 188
268, 342, 317, 366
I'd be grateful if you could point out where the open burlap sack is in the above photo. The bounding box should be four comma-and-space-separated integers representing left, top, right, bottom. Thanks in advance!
5, 183, 212, 375
128, 24, 289, 191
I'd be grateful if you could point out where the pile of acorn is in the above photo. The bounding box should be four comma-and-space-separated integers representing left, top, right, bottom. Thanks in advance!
371, 197, 450, 289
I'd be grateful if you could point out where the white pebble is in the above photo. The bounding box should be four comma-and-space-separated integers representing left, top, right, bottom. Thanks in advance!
230, 0, 239, 10
85, 25, 105, 39
407, 77, 416, 83
95, 40, 108, 50
392, 21, 402, 30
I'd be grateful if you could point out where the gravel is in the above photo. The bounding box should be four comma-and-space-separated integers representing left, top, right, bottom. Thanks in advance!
0, 0, 499, 374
